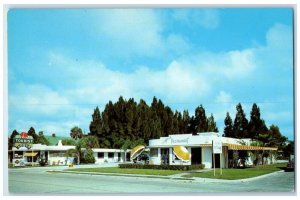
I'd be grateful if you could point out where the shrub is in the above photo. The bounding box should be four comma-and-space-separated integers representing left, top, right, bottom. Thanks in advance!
119, 163, 205, 170
83, 149, 95, 164
39, 159, 47, 166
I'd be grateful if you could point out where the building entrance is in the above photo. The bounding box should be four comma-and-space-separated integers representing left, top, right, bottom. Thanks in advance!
191, 147, 202, 164
212, 153, 221, 168
161, 148, 169, 164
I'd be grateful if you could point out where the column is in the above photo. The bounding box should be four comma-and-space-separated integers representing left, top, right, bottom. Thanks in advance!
169, 147, 173, 165
157, 148, 161, 165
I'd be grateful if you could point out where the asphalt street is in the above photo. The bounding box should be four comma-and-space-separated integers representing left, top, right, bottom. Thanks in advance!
7, 165, 295, 195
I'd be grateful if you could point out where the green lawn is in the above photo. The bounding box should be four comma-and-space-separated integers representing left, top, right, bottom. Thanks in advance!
184, 163, 287, 180
67, 167, 183, 176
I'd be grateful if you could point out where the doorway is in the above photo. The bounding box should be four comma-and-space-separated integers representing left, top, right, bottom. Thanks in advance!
191, 147, 202, 164
212, 153, 221, 168
161, 148, 169, 164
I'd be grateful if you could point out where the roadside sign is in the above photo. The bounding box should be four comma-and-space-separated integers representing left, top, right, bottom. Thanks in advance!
213, 137, 222, 154
13, 132, 33, 149
212, 137, 223, 176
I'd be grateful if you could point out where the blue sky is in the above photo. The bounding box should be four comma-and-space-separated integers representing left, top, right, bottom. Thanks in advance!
7, 8, 294, 140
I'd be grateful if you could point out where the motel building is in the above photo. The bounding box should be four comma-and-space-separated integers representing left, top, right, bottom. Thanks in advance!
9, 140, 130, 167
146, 132, 278, 169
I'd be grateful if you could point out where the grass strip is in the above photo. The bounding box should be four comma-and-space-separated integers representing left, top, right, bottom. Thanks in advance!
184, 163, 287, 180
67, 167, 184, 176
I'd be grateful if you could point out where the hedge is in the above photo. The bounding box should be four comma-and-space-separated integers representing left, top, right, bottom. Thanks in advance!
119, 163, 205, 171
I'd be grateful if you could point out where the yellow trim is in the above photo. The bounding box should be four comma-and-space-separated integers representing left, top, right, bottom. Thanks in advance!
24, 152, 38, 157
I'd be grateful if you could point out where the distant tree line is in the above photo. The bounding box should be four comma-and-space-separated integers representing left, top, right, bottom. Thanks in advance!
88, 96, 218, 149
87, 97, 290, 155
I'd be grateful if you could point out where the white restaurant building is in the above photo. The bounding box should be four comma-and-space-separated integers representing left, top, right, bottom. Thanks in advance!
148, 132, 278, 168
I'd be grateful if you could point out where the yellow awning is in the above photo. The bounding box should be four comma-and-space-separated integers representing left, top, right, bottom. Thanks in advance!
130, 145, 145, 160
24, 152, 38, 157
226, 144, 277, 151
173, 145, 191, 162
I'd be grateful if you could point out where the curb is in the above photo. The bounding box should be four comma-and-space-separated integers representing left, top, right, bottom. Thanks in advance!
190, 170, 285, 183
47, 170, 195, 181
46, 169, 285, 183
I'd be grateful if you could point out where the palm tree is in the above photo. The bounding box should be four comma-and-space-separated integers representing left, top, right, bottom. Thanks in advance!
70, 126, 83, 140
81, 135, 100, 149
64, 149, 78, 165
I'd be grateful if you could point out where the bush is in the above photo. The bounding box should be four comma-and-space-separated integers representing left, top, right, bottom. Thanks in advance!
83, 149, 95, 164
119, 163, 205, 171
39, 159, 47, 166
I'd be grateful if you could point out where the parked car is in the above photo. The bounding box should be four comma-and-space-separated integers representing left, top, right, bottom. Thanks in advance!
134, 154, 149, 164
285, 158, 294, 172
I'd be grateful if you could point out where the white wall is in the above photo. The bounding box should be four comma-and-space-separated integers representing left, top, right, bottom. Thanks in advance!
48, 157, 73, 165
94, 152, 123, 164
149, 148, 161, 165
202, 147, 212, 168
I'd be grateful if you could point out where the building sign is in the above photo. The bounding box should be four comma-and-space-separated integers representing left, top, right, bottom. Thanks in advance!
162, 137, 190, 145
13, 132, 33, 149
213, 138, 222, 154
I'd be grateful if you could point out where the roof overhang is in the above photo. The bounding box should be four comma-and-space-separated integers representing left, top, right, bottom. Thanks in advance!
224, 144, 278, 151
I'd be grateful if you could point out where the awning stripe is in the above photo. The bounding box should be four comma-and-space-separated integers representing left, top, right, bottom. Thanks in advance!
225, 144, 277, 151
130, 145, 145, 160
24, 152, 38, 157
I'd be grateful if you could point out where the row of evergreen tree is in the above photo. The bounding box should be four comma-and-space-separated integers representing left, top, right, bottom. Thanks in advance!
89, 96, 218, 149
88, 96, 284, 149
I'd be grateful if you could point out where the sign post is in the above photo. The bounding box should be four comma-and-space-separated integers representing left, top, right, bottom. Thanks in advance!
213, 137, 222, 176
213, 152, 215, 176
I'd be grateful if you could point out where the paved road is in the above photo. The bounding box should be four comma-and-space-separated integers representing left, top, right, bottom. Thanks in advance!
7, 165, 295, 194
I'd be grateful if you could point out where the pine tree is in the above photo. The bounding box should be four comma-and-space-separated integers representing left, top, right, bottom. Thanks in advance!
37, 131, 50, 145
193, 105, 208, 134
224, 112, 234, 137
28, 127, 38, 143
182, 110, 191, 133
207, 114, 219, 132
248, 103, 268, 140
233, 103, 249, 138
9, 130, 19, 149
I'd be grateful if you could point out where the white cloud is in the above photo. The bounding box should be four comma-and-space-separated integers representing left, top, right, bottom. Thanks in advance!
9, 83, 70, 115
215, 91, 232, 104
172, 9, 220, 29
91, 9, 192, 59
94, 9, 164, 57
13, 119, 85, 136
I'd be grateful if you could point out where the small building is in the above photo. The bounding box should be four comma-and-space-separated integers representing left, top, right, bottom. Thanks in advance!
93, 148, 131, 164
10, 140, 130, 166
148, 132, 277, 168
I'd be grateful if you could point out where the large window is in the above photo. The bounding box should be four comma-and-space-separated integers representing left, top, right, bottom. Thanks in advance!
49, 151, 65, 157
98, 152, 104, 158
108, 152, 114, 158
150, 148, 158, 157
